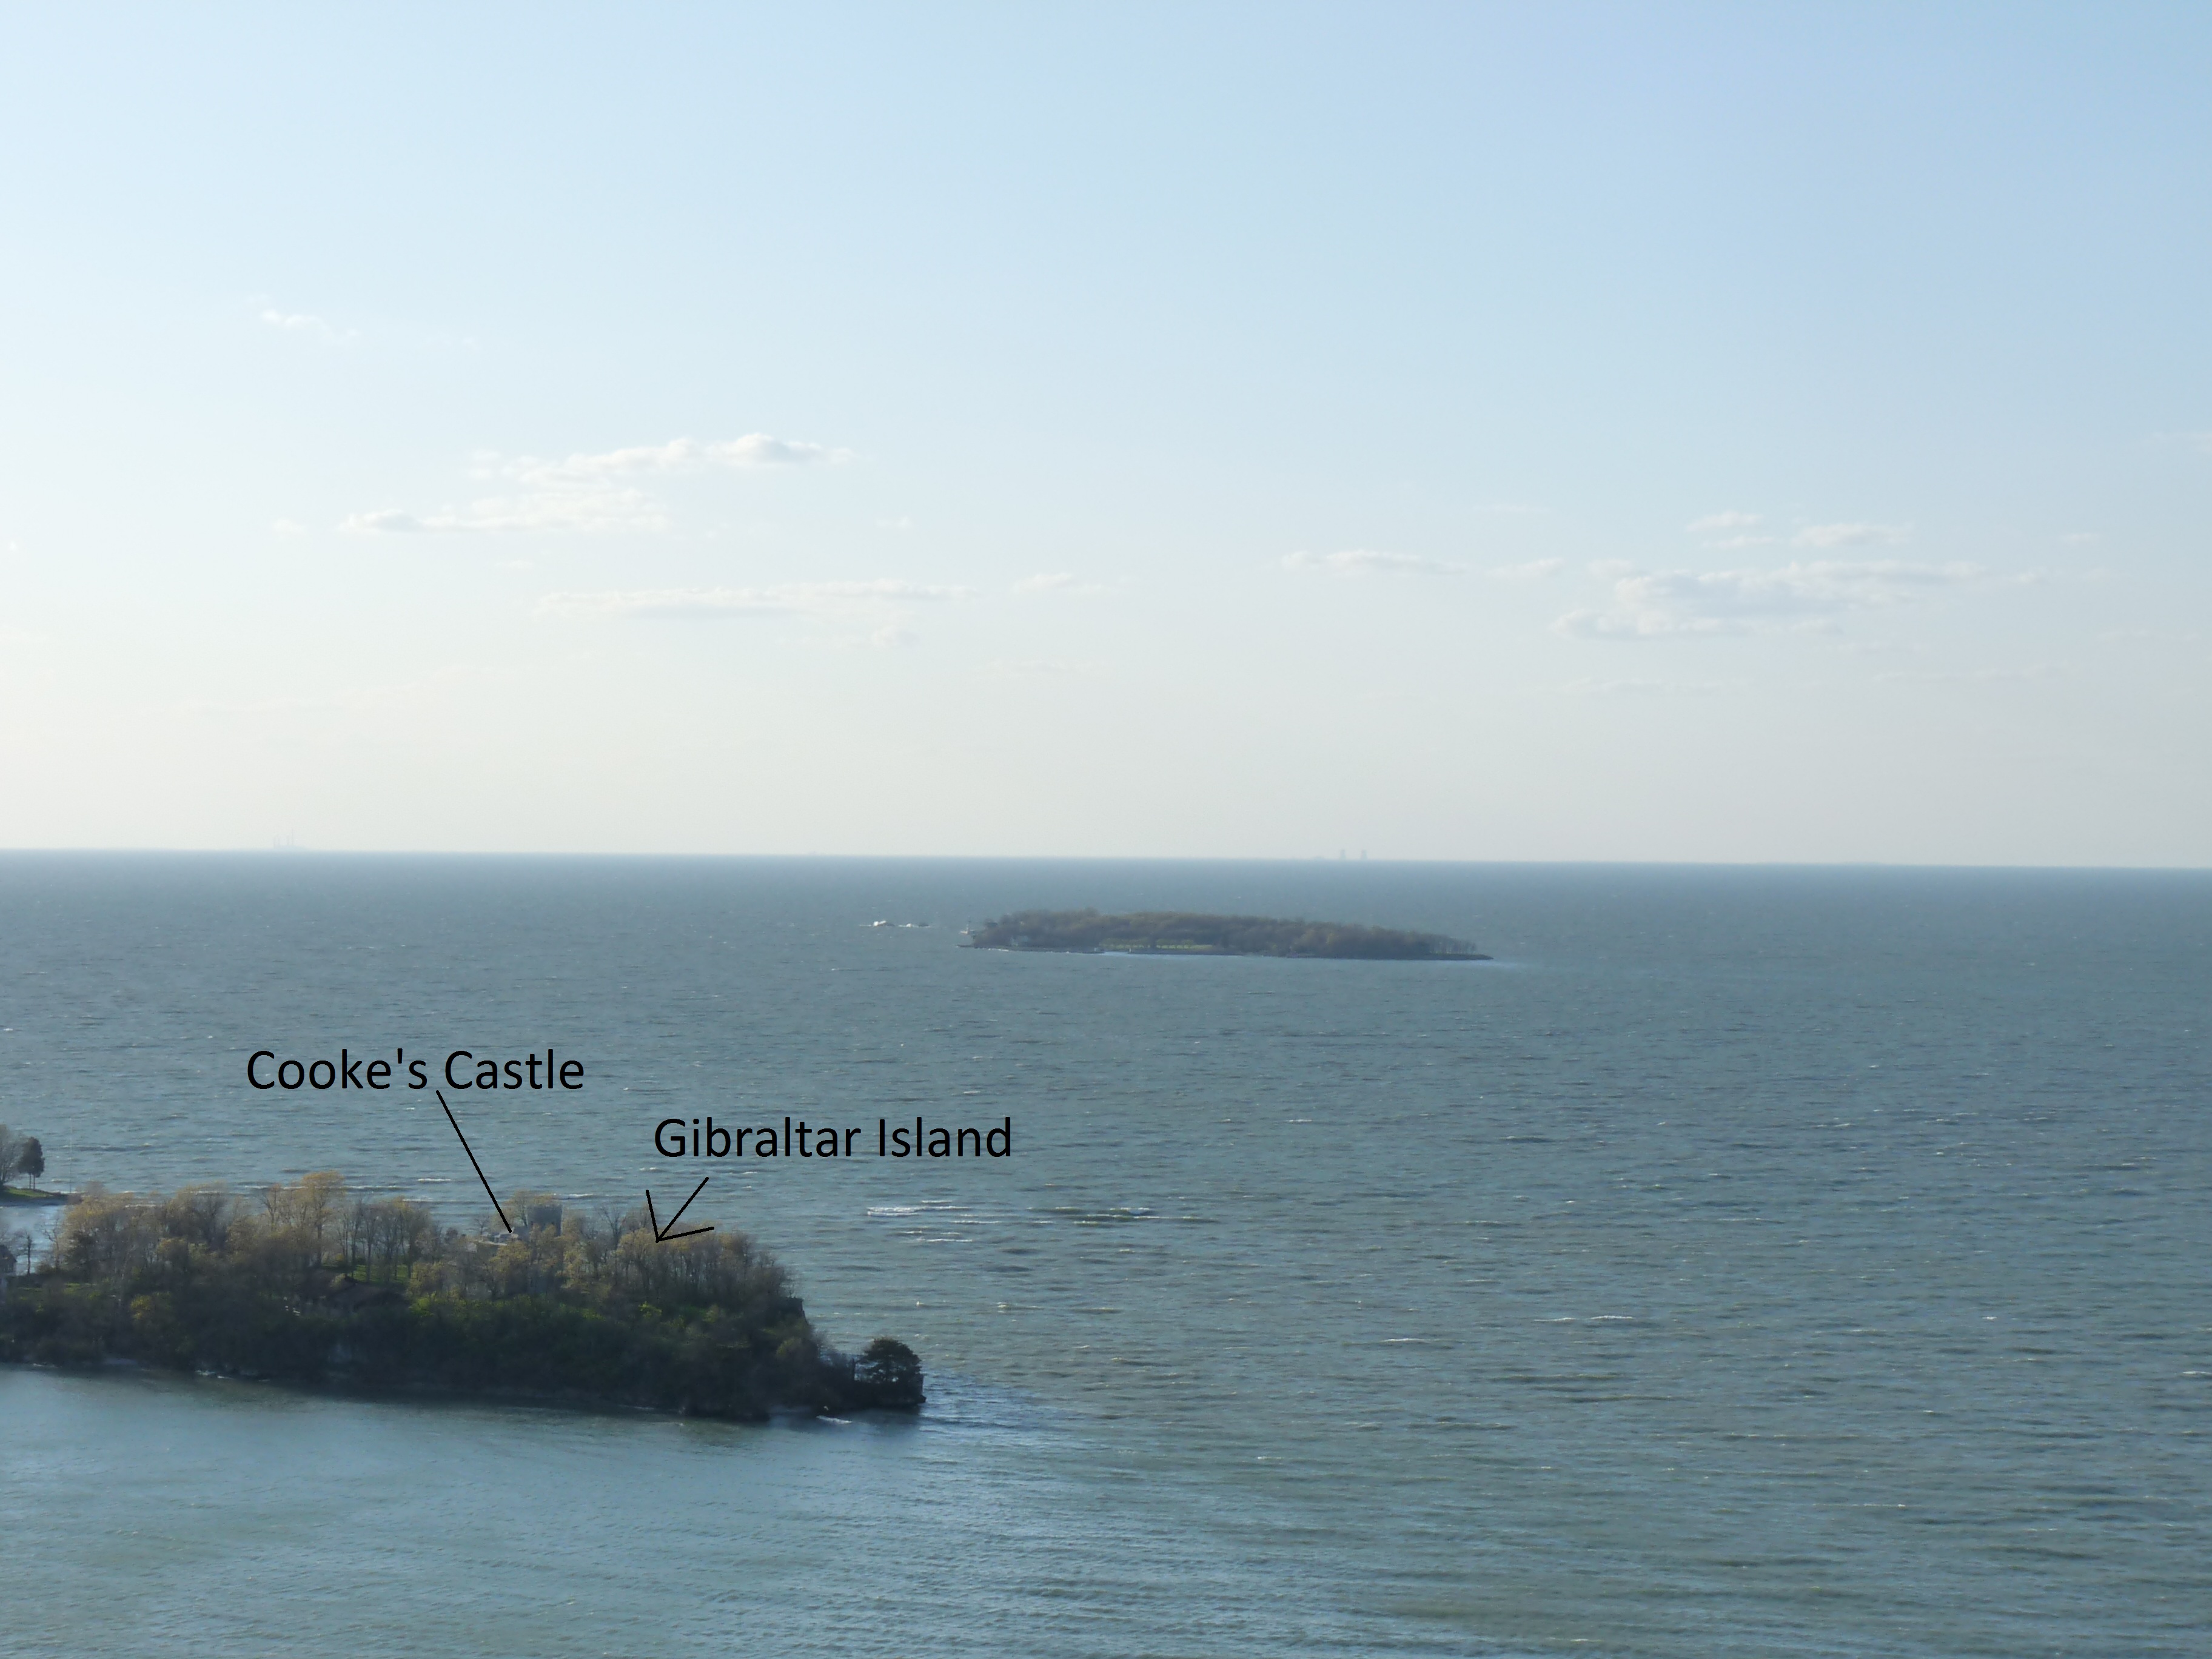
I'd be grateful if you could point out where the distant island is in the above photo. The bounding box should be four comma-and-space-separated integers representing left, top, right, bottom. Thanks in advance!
0, 1173, 922, 1421
965, 909, 1487, 960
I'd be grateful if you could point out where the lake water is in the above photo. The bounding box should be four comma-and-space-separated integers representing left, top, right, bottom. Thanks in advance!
2, 854, 2207, 1656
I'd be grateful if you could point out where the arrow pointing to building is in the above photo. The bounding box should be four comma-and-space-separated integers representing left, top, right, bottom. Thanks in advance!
646, 1176, 715, 1244
437, 1090, 513, 1233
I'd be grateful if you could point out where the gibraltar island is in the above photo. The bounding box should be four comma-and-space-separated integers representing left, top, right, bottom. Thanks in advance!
0, 1173, 923, 1421
965, 908, 1487, 960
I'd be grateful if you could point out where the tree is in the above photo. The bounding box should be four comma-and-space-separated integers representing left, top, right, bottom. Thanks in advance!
263, 1171, 346, 1267
852, 1336, 925, 1408
18, 1138, 42, 1192
0, 1124, 22, 1192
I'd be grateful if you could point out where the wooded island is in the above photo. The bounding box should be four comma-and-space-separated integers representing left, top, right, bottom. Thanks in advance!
0, 1173, 923, 1421
966, 909, 1486, 960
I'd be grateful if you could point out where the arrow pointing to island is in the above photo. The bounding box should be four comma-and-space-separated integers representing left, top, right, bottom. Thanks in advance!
646, 1175, 716, 1244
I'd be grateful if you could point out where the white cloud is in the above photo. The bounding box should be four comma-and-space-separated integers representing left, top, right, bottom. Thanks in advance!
1687, 511, 1761, 534
260, 308, 354, 342
1793, 521, 1910, 549
1013, 572, 1111, 595
1285, 549, 1464, 575
1876, 665, 2063, 686
344, 509, 432, 534
517, 435, 850, 481
344, 434, 847, 535
537, 580, 971, 620
1556, 560, 1987, 639
345, 492, 661, 536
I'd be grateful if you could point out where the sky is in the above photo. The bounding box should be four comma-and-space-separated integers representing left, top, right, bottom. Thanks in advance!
1, 4, 2207, 864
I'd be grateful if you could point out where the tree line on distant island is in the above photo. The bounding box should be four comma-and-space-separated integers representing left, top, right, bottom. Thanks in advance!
0, 1168, 923, 1421
966, 909, 1485, 960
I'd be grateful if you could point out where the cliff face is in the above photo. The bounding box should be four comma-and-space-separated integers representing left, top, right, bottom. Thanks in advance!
0, 1179, 923, 1419
967, 909, 1484, 960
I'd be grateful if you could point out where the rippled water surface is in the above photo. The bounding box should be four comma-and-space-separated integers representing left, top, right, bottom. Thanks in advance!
2, 854, 2207, 1655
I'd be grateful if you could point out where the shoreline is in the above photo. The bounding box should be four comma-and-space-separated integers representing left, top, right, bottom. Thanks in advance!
0, 1355, 925, 1426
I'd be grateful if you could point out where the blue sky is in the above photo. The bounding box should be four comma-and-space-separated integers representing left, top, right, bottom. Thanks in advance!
2, 5, 2206, 861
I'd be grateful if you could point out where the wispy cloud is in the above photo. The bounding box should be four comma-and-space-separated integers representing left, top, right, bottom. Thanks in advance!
1013, 571, 1111, 596
1876, 664, 2064, 686
260, 307, 355, 343
344, 494, 664, 534
1680, 517, 1912, 551
537, 580, 970, 620
1793, 521, 1910, 549
1285, 549, 1464, 575
1556, 560, 1987, 639
344, 509, 435, 534
344, 434, 848, 535
1686, 511, 1761, 534
1687, 511, 1776, 548
515, 435, 850, 480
